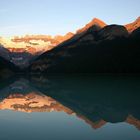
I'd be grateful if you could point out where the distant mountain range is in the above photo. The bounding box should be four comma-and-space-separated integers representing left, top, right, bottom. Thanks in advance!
0, 33, 73, 68
0, 17, 140, 73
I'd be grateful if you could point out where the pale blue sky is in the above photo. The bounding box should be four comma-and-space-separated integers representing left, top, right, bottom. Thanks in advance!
0, 0, 139, 36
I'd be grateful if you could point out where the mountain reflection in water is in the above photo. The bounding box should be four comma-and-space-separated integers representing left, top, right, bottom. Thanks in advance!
0, 74, 140, 140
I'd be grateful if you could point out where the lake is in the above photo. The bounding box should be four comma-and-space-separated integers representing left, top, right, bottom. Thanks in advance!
0, 74, 140, 140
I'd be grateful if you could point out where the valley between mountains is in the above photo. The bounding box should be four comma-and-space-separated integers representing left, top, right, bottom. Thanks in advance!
0, 17, 140, 74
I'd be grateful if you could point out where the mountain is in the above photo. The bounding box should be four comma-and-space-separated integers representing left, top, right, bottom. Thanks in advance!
0, 55, 17, 70
0, 33, 75, 68
0, 36, 57, 68
97, 25, 129, 40
12, 33, 74, 46
29, 22, 140, 73
0, 17, 140, 73
0, 55, 19, 77
28, 17, 140, 73
76, 18, 106, 34
130, 27, 140, 40
0, 43, 11, 60
125, 17, 140, 33
54, 32, 74, 42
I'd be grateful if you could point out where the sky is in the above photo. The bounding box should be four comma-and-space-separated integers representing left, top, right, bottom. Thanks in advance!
0, 0, 140, 36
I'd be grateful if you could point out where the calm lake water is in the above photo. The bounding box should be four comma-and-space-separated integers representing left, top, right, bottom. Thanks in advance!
0, 74, 140, 140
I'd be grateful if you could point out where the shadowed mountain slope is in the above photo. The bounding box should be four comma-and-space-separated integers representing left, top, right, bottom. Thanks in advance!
29, 24, 140, 73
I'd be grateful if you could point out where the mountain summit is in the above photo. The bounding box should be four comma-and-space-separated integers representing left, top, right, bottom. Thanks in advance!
77, 18, 107, 33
